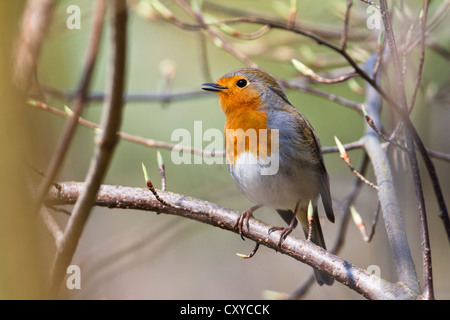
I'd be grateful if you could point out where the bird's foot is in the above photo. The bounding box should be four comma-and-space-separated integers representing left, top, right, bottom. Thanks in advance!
268, 225, 293, 250
234, 204, 262, 240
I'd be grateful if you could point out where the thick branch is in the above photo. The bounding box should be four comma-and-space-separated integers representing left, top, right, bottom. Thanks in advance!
380, 0, 433, 299
46, 182, 418, 300
362, 56, 420, 295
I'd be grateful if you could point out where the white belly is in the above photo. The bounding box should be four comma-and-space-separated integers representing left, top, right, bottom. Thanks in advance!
228, 152, 319, 210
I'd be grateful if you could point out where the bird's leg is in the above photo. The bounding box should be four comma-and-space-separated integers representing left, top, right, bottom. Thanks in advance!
234, 204, 263, 240
269, 202, 300, 249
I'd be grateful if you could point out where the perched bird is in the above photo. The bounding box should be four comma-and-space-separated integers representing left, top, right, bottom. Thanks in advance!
202, 68, 334, 286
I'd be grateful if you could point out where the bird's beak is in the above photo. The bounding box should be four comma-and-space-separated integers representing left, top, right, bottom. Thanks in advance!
201, 83, 228, 92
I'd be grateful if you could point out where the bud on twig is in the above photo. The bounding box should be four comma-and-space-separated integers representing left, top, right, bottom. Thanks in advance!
307, 200, 314, 241
141, 162, 172, 207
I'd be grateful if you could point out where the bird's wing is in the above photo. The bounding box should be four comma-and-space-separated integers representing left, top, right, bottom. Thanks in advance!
285, 105, 335, 224
307, 122, 335, 223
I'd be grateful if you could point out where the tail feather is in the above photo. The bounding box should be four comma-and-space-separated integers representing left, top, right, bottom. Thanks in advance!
276, 209, 298, 229
303, 207, 334, 286
276, 207, 334, 286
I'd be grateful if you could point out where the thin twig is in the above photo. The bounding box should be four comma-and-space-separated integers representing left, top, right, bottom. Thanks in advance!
359, 0, 379, 10
48, 206, 72, 216
32, 90, 450, 165
174, 0, 258, 68
27, 162, 62, 191
32, 0, 106, 214
146, 179, 172, 208
204, 2, 370, 41
292, 58, 358, 84
49, 0, 127, 297
364, 111, 408, 152
427, 149, 450, 163
335, 136, 379, 191
287, 0, 298, 28
340, 0, 353, 51
404, 0, 449, 56
323, 139, 365, 154
36, 86, 210, 103
40, 206, 63, 248
142, 160, 172, 208
428, 40, 450, 61
29, 99, 222, 158
280, 79, 363, 114
350, 204, 380, 242
217, 23, 271, 40
303, 71, 358, 84
409, 1, 429, 111
13, 0, 55, 91
373, 30, 385, 81
369, 204, 381, 241
148, 0, 200, 31
146, 3, 365, 113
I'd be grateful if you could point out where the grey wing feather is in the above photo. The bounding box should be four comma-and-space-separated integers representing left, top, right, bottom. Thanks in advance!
290, 106, 335, 224
267, 96, 335, 223
276, 209, 298, 229
310, 129, 335, 223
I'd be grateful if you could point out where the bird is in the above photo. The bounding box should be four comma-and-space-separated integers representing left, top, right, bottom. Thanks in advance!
201, 68, 335, 286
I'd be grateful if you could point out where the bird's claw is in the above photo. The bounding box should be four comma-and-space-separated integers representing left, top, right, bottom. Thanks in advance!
234, 208, 253, 241
268, 226, 293, 250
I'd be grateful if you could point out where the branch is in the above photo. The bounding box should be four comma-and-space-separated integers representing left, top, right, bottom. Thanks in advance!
40, 206, 63, 247
49, 0, 127, 296
380, 0, 433, 299
35, 87, 209, 103
335, 136, 379, 190
362, 56, 420, 295
291, 58, 358, 84
340, 0, 353, 51
46, 182, 418, 300
29, 99, 221, 158
13, 0, 55, 91
30, 93, 449, 162
174, 0, 258, 68
32, 0, 106, 214
203, 2, 370, 41
409, 3, 429, 111
359, 0, 379, 10
281, 79, 363, 114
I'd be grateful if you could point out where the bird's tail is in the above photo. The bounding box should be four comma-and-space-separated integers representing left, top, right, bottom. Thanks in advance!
302, 207, 334, 286
278, 207, 334, 286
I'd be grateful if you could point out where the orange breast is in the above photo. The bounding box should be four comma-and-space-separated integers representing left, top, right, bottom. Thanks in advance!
220, 93, 271, 165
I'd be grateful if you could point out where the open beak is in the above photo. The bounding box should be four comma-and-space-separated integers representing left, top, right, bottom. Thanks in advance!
201, 83, 228, 92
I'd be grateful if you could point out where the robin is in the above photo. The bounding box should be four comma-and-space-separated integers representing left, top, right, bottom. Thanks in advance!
202, 68, 335, 286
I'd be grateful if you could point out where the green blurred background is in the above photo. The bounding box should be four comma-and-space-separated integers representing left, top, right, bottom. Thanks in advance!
1, 0, 449, 299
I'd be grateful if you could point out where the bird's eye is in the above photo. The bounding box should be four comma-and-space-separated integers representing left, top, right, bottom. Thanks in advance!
236, 79, 248, 88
